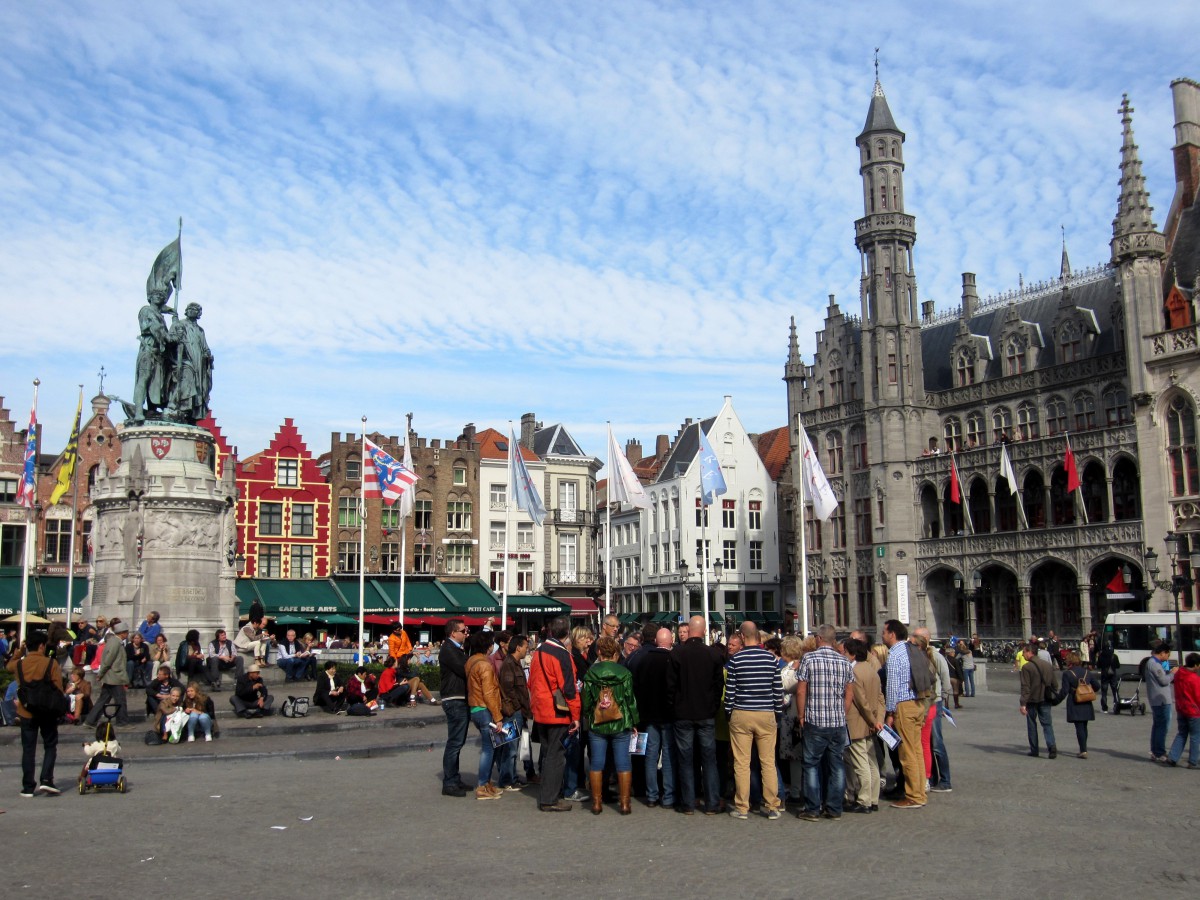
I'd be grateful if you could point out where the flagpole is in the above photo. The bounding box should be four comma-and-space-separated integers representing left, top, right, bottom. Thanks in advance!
359, 416, 366, 660
605, 423, 613, 617
502, 420, 513, 633
801, 415, 811, 633
66, 384, 83, 630
701, 503, 711, 645
399, 413, 413, 631
19, 379, 40, 638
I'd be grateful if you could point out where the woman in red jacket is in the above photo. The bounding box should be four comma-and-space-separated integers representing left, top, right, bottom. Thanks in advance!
1165, 652, 1200, 768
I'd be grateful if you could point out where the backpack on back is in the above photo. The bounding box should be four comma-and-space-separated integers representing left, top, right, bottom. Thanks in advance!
16, 659, 69, 719
593, 685, 623, 724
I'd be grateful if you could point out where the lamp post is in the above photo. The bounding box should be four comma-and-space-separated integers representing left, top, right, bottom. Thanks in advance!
1151, 535, 1198, 667
677, 559, 689, 614
807, 575, 825, 629
954, 570, 982, 637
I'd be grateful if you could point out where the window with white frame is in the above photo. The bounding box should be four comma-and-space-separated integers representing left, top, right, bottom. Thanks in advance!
721, 499, 735, 529
490, 484, 506, 509
277, 459, 299, 487
748, 500, 762, 530
259, 544, 283, 577
559, 533, 578, 580
722, 540, 736, 570
749, 540, 763, 570
445, 543, 472, 574
291, 546, 314, 579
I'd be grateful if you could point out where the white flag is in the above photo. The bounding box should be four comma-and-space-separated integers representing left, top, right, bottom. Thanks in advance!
999, 444, 1029, 529
398, 428, 415, 519
799, 425, 837, 521
607, 426, 648, 509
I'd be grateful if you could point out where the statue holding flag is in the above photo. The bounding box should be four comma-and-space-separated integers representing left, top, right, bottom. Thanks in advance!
132, 224, 183, 424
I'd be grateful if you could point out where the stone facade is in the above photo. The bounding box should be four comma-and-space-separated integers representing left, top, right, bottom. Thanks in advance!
784, 77, 1200, 640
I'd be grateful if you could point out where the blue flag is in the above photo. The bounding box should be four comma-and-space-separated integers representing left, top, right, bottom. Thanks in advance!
509, 429, 547, 526
697, 426, 727, 506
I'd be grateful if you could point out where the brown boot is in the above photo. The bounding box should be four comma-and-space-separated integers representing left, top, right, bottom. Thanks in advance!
618, 771, 632, 815
589, 772, 604, 815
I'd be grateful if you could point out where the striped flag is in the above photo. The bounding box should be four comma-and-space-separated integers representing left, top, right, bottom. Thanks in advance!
16, 404, 38, 509
49, 389, 83, 506
363, 437, 418, 507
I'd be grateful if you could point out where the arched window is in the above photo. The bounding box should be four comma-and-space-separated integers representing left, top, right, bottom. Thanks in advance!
966, 412, 984, 448
1081, 460, 1107, 522
968, 477, 991, 533
956, 351, 974, 387
849, 425, 868, 470
650, 494, 658, 533
1073, 392, 1096, 431
1005, 339, 1025, 375
992, 407, 1012, 443
1050, 467, 1075, 526
1045, 396, 1068, 436
1017, 402, 1039, 440
1103, 385, 1130, 426
920, 484, 940, 539
1112, 457, 1140, 520
826, 431, 844, 475
942, 482, 963, 535
1167, 394, 1200, 497
1023, 469, 1046, 528
944, 417, 962, 452
877, 139, 886, 158
995, 473, 1018, 531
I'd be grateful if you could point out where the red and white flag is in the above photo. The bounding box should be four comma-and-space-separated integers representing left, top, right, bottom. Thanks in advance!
364, 438, 418, 507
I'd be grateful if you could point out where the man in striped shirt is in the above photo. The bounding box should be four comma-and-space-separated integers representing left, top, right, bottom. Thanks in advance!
883, 619, 927, 808
724, 622, 784, 820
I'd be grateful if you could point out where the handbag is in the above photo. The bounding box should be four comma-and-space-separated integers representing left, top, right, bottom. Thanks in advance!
1073, 672, 1097, 704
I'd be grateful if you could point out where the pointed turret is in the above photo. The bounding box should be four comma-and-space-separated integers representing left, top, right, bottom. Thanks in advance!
1060, 233, 1072, 281
784, 316, 804, 381
1111, 94, 1165, 261
859, 78, 901, 138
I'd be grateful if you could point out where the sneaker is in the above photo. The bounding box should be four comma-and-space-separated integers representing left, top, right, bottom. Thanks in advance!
503, 783, 524, 792
19, 790, 35, 798
797, 810, 820, 822
566, 789, 590, 802
1048, 747, 1057, 760
929, 784, 953, 793
728, 809, 748, 820
187, 735, 195, 743
1078, 752, 1087, 759
205, 734, 213, 742
821, 810, 842, 819
441, 784, 467, 798
475, 786, 502, 800
890, 799, 925, 809
1188, 763, 1199, 769
764, 808, 782, 820
35, 783, 60, 796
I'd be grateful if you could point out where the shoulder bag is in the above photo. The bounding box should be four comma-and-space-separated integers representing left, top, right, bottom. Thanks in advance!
1073, 671, 1097, 704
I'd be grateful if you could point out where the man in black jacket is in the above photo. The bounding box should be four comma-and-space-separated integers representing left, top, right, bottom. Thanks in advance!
635, 628, 677, 809
1097, 642, 1121, 712
232, 665, 273, 717
439, 618, 470, 797
668, 615, 724, 814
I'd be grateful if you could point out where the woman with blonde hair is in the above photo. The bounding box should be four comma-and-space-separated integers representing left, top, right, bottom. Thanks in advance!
182, 682, 215, 742
778, 635, 806, 803
564, 625, 595, 802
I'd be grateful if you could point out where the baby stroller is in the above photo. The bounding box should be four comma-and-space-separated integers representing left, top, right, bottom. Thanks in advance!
1113, 672, 1147, 715
78, 703, 127, 794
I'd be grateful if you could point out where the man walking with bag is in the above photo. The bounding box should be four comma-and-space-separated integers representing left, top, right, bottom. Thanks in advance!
86, 619, 131, 727
7, 630, 67, 797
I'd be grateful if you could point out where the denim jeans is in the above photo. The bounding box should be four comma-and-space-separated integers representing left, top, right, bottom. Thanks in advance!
801, 723, 849, 815
563, 729, 583, 795
929, 704, 951, 788
470, 708, 498, 785
20, 715, 58, 793
1151, 704, 1172, 759
441, 699, 469, 789
962, 669, 976, 697
278, 657, 308, 681
1026, 701, 1056, 753
588, 729, 633, 773
643, 722, 677, 806
186, 712, 213, 739
1168, 714, 1200, 766
497, 711, 524, 787
674, 718, 720, 812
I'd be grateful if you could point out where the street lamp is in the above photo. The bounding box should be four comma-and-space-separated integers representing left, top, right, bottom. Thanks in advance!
1153, 535, 1199, 667
953, 570, 982, 636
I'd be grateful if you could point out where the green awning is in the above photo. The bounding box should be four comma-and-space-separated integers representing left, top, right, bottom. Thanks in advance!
441, 579, 502, 615
237, 578, 352, 617
315, 613, 359, 625
618, 613, 639, 625
0, 574, 88, 618
505, 594, 570, 615
708, 612, 725, 626
651, 611, 678, 624
724, 611, 747, 626
272, 615, 313, 626
746, 611, 767, 625
389, 579, 459, 615
763, 611, 783, 626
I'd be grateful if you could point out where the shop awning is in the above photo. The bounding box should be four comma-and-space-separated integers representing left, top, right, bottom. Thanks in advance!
651, 611, 679, 624
562, 596, 601, 617
272, 615, 312, 626
0, 574, 88, 619
708, 612, 725, 626
237, 578, 351, 617
504, 595, 570, 616
315, 613, 359, 626
440, 579, 502, 615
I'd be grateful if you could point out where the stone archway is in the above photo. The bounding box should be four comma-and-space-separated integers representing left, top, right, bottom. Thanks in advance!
1029, 559, 1080, 638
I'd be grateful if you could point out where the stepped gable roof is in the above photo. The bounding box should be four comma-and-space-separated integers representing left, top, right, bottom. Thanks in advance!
918, 270, 1119, 393
476, 427, 539, 462
656, 416, 716, 483
754, 426, 791, 481
532, 423, 586, 458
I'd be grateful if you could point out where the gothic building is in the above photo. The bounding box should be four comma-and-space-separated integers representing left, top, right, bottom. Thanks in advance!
785, 76, 1200, 639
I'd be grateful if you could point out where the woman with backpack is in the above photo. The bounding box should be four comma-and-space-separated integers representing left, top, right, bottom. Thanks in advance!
581, 635, 639, 815
1060, 650, 1101, 758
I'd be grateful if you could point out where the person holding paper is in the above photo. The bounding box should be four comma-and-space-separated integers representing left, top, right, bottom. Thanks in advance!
882, 620, 927, 809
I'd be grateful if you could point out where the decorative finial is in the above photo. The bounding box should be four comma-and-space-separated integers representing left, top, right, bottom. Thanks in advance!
873, 48, 884, 96
97, 365, 106, 394
1119, 93, 1133, 124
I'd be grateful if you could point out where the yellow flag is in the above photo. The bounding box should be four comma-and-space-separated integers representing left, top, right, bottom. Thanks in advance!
49, 389, 83, 506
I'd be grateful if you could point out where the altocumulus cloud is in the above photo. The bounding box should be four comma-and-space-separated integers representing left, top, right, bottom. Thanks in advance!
0, 0, 1194, 453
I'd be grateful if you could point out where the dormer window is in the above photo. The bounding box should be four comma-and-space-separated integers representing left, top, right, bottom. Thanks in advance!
1005, 339, 1025, 375
1059, 321, 1082, 362
956, 351, 974, 387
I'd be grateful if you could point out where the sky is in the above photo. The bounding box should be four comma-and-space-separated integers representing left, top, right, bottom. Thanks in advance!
1, 1, 1196, 465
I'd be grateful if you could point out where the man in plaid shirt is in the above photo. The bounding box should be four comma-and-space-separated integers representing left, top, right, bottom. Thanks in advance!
795, 624, 855, 821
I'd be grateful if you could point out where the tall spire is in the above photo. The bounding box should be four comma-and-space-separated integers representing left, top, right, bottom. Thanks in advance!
1060, 226, 1071, 281
1112, 93, 1158, 238
787, 316, 800, 364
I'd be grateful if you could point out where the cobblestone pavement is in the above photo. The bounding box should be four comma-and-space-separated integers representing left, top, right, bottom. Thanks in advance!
2, 687, 1197, 898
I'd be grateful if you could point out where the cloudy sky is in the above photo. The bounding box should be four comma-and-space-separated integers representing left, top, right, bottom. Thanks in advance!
1, 1, 1194, 462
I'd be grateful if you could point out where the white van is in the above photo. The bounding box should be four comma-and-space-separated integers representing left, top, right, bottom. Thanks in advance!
1102, 611, 1200, 672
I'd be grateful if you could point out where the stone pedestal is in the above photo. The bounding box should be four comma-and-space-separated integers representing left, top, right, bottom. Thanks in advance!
86, 422, 238, 638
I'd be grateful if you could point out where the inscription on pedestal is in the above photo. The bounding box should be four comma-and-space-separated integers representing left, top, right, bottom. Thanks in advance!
168, 586, 208, 603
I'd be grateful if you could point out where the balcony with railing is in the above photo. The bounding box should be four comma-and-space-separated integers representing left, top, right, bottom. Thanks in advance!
544, 570, 602, 590
551, 508, 593, 526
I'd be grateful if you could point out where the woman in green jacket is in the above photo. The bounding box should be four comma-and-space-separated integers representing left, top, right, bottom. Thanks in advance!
582, 635, 639, 815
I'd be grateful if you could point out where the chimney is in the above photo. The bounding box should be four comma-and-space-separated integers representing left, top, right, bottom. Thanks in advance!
1172, 78, 1200, 211
655, 434, 669, 458
921, 299, 936, 323
625, 439, 642, 465
961, 273, 978, 319
460, 423, 476, 443
520, 412, 536, 450
92, 393, 111, 418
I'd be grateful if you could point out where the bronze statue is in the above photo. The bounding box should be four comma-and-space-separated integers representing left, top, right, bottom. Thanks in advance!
168, 302, 213, 423
132, 288, 174, 423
